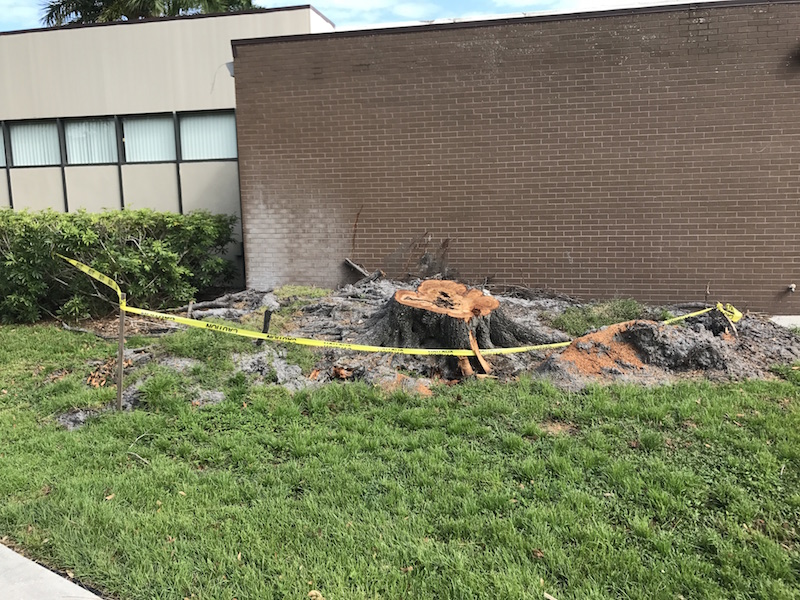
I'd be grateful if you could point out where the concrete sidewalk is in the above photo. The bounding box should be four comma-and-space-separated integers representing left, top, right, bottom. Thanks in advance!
0, 543, 102, 599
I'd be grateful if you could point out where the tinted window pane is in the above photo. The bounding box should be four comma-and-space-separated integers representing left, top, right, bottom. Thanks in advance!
123, 116, 175, 162
65, 118, 118, 165
179, 112, 237, 160
10, 122, 60, 166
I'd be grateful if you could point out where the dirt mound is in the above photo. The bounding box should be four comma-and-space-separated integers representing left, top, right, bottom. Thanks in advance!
539, 315, 800, 390
55, 275, 800, 400
538, 321, 670, 390
287, 278, 570, 384
285, 278, 800, 391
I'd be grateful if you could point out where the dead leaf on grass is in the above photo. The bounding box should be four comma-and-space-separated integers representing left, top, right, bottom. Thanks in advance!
415, 381, 433, 397
332, 366, 354, 380
87, 358, 132, 388
45, 369, 69, 384
104, 493, 115, 501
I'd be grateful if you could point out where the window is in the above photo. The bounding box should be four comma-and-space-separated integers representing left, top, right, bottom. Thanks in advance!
122, 115, 175, 163
9, 122, 60, 166
179, 112, 237, 160
0, 128, 5, 168
65, 118, 118, 165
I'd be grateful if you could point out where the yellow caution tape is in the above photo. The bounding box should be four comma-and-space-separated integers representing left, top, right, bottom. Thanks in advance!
57, 254, 569, 356
717, 302, 743, 323
661, 307, 714, 325
661, 302, 743, 325
58, 255, 741, 356
57, 254, 125, 305
123, 303, 570, 356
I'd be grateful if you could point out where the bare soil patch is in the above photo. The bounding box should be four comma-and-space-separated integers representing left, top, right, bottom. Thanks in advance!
540, 420, 578, 436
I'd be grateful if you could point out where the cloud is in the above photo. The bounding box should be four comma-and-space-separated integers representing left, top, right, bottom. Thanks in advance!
256, 0, 446, 27
0, 0, 43, 32
489, 0, 557, 9
392, 2, 441, 20
491, 0, 732, 12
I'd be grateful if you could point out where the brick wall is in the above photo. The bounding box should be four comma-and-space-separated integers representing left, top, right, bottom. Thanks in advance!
233, 1, 800, 314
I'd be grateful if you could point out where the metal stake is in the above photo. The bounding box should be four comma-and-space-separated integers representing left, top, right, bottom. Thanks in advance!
116, 293, 126, 411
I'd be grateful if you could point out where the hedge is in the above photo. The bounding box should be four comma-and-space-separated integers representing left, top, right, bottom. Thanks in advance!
0, 209, 237, 323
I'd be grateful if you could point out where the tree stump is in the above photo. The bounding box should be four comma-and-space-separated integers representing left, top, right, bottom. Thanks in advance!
367, 280, 552, 377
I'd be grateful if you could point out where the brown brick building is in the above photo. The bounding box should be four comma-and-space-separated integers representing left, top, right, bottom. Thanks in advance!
232, 0, 800, 314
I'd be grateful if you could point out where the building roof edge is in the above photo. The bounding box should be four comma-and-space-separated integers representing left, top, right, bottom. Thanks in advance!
232, 0, 800, 51
0, 5, 319, 38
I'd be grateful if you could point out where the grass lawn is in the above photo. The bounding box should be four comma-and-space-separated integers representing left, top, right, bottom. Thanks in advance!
0, 323, 798, 599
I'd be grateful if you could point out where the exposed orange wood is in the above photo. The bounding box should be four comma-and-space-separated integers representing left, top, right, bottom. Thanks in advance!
394, 280, 499, 320
457, 356, 475, 377
467, 330, 492, 374
395, 280, 499, 377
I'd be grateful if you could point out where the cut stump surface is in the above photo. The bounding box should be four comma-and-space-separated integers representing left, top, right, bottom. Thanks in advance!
391, 280, 500, 376
394, 280, 500, 320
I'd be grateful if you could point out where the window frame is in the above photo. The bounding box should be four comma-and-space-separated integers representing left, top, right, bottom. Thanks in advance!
119, 112, 178, 165
1, 109, 240, 214
0, 122, 6, 168
176, 109, 238, 163
7, 119, 62, 168
62, 115, 120, 166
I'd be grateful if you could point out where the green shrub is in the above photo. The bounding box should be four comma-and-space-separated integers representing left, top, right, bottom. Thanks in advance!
0, 209, 237, 323
551, 298, 645, 337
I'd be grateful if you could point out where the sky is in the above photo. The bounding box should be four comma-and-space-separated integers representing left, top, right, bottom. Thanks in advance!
0, 0, 732, 33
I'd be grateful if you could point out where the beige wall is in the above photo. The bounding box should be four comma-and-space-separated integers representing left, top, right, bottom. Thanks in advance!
122, 164, 179, 212
179, 161, 240, 217
0, 174, 9, 209
10, 168, 64, 211
180, 160, 244, 283
0, 9, 333, 230
65, 166, 121, 211
0, 9, 332, 121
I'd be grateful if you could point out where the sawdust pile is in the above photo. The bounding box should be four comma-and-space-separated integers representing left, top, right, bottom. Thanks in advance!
538, 314, 800, 391
280, 278, 800, 392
